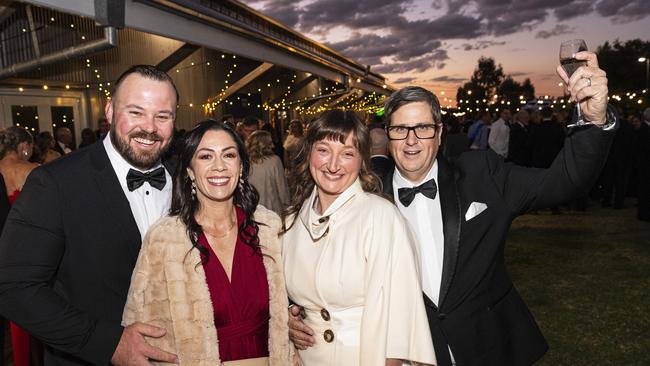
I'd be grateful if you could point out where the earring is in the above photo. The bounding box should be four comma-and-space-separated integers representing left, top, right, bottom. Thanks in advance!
191, 180, 197, 199
238, 171, 244, 191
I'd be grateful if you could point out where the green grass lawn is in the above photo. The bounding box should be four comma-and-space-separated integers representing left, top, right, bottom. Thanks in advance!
507, 200, 650, 365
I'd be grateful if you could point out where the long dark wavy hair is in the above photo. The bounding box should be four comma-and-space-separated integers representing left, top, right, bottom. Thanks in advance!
170, 119, 261, 263
281, 109, 382, 234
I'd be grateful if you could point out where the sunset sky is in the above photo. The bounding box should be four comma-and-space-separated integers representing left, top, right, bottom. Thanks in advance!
240, 0, 649, 105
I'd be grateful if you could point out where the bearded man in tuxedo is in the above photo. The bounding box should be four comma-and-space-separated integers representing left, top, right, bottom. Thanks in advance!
0, 65, 180, 365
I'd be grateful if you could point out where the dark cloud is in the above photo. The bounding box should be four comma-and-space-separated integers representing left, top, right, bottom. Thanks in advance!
374, 50, 448, 74
431, 0, 444, 10
445, 0, 468, 14
250, 0, 301, 28
595, 0, 650, 23
509, 72, 531, 77
297, 0, 410, 32
430, 75, 467, 83
459, 40, 506, 51
471, 0, 565, 36
535, 24, 574, 39
554, 1, 594, 20
394, 76, 418, 84
303, 0, 481, 73
328, 33, 403, 61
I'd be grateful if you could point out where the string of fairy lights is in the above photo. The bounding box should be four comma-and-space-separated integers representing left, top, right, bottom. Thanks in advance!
442, 87, 648, 117
14, 52, 387, 119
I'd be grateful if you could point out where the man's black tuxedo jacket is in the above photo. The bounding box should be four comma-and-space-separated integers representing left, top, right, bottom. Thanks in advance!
0, 142, 174, 365
383, 125, 614, 366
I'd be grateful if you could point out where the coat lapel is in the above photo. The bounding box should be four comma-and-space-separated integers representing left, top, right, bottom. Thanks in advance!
89, 143, 142, 260
436, 155, 461, 307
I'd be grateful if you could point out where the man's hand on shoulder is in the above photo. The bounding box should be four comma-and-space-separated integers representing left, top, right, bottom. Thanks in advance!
111, 323, 178, 365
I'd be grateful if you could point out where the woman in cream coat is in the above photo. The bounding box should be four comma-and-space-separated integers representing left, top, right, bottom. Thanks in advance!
281, 110, 436, 366
123, 120, 292, 365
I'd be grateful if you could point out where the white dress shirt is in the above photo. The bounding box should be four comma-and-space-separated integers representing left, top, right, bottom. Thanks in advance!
103, 134, 172, 238
393, 162, 456, 364
488, 118, 510, 158
393, 161, 445, 305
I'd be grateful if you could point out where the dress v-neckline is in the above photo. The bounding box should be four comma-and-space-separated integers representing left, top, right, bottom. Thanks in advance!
204, 235, 238, 286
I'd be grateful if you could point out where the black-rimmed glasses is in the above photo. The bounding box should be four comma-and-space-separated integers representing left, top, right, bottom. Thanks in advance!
386, 123, 441, 140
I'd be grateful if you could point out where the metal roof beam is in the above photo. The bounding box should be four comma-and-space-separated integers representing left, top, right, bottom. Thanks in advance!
208, 62, 273, 103
156, 43, 200, 72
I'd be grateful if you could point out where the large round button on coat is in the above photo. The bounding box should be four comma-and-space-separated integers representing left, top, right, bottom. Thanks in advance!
320, 308, 331, 321
323, 329, 334, 343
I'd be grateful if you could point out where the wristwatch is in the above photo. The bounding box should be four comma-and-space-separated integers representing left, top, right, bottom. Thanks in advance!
592, 105, 618, 131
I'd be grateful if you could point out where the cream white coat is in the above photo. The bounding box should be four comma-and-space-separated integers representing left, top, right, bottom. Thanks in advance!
282, 179, 436, 366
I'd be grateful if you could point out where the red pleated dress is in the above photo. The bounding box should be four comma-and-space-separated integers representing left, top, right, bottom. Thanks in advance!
198, 207, 270, 362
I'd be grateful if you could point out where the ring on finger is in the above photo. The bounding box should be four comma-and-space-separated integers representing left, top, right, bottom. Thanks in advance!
584, 77, 592, 87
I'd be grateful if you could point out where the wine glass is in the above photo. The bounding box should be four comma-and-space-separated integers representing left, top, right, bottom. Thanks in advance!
560, 39, 590, 127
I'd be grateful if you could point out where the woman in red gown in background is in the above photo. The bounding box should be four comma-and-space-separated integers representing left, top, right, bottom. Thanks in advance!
0, 126, 41, 366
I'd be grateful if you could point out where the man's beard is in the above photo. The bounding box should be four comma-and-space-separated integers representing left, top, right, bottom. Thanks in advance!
110, 126, 170, 170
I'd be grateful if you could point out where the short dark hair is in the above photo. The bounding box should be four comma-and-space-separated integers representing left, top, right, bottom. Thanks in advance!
383, 86, 441, 126
113, 64, 179, 104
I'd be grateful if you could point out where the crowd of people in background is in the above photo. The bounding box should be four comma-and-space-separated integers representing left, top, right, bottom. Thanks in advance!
1, 102, 649, 227
434, 106, 650, 221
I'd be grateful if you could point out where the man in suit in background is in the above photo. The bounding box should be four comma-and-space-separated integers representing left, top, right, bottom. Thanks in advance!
53, 127, 74, 155
0, 65, 179, 365
289, 51, 615, 365
96, 117, 110, 140
508, 109, 531, 166
369, 127, 393, 181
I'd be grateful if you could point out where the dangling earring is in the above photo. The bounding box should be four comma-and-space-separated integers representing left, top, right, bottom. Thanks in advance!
191, 180, 197, 199
238, 170, 244, 191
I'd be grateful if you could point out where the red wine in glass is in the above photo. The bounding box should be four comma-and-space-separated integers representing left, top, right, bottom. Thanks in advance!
560, 39, 590, 127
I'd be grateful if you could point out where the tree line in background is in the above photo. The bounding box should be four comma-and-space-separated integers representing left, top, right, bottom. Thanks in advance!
597, 39, 650, 116
455, 38, 650, 116
455, 57, 535, 110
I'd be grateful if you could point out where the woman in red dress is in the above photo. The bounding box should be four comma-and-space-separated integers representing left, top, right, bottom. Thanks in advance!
122, 120, 292, 365
0, 126, 41, 366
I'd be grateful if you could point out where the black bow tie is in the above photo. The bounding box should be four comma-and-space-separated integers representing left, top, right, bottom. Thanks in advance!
398, 178, 437, 207
126, 167, 166, 192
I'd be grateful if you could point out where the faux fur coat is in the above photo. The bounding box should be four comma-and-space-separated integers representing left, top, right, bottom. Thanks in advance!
122, 205, 292, 365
